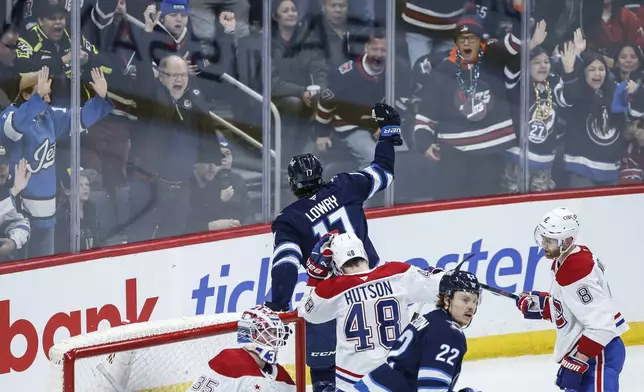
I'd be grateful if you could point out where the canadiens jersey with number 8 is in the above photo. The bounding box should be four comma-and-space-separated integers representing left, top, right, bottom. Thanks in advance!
298, 262, 442, 390
548, 246, 629, 361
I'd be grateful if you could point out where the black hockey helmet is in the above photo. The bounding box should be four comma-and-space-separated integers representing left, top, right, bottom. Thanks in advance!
287, 153, 324, 198
439, 263, 482, 299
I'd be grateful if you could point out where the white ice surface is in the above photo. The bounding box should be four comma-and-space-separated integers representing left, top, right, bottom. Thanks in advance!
306, 345, 644, 391
456, 345, 644, 391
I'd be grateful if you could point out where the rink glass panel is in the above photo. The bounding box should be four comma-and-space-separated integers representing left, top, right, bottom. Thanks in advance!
0, 0, 633, 257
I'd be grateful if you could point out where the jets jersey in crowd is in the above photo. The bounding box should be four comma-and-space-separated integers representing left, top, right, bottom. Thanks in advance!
298, 262, 443, 391
316, 55, 382, 135
0, 93, 113, 228
506, 73, 565, 170
414, 33, 521, 155
401, 1, 465, 35
270, 140, 395, 308
545, 246, 629, 362
315, 55, 410, 136
351, 308, 467, 392
558, 71, 644, 183
188, 348, 295, 392
468, 0, 522, 40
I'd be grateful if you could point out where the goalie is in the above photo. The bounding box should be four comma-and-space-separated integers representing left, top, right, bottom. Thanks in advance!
97, 306, 295, 391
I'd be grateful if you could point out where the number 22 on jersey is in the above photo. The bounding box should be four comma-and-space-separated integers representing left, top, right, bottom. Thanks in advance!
311, 206, 356, 239
344, 298, 402, 351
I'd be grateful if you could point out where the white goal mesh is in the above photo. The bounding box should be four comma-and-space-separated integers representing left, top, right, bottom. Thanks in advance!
47, 312, 306, 392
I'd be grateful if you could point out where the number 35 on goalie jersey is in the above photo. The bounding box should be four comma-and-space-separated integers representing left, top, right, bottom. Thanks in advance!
351, 309, 467, 392
189, 348, 295, 392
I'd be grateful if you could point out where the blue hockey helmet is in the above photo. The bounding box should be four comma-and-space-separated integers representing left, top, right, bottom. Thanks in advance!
287, 153, 324, 197
439, 267, 481, 299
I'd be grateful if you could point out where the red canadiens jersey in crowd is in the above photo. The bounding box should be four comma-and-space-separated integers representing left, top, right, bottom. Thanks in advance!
589, 8, 644, 56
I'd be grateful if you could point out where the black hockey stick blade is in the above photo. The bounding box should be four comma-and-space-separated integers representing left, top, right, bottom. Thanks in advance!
453, 253, 475, 270
480, 283, 520, 300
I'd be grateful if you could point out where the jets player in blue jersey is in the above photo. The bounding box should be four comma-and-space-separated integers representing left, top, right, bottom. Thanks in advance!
351, 266, 483, 392
0, 66, 113, 257
266, 102, 402, 392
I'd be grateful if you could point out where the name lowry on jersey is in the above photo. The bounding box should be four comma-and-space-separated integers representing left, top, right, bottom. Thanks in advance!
345, 281, 394, 305
305, 195, 339, 222
29, 138, 55, 173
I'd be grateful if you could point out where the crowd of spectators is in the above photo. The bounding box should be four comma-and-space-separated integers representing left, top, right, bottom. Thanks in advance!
0, 0, 642, 261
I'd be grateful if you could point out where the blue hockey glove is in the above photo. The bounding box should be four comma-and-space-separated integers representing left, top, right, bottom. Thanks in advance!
305, 231, 337, 280
516, 291, 551, 320
372, 102, 403, 146
556, 355, 589, 390
458, 388, 483, 392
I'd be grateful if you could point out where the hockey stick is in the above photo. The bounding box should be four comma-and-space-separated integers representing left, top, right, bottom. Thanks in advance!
453, 255, 520, 300
480, 283, 520, 300
453, 253, 475, 269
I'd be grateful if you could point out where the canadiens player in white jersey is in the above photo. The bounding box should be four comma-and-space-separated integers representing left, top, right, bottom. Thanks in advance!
516, 207, 629, 392
96, 306, 295, 392
298, 232, 444, 392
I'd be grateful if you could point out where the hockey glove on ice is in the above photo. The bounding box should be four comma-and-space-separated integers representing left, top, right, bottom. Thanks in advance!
516, 291, 551, 320
372, 102, 403, 146
305, 231, 337, 280
556, 355, 589, 390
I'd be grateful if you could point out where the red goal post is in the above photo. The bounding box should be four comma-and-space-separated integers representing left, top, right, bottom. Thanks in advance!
48, 311, 306, 392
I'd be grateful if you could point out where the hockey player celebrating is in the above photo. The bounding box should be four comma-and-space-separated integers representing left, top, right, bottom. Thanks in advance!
267, 102, 401, 391
516, 207, 629, 392
350, 264, 483, 392
298, 233, 444, 391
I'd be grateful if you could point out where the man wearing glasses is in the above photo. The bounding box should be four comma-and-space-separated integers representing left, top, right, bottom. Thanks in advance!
127, 52, 215, 242
412, 14, 521, 200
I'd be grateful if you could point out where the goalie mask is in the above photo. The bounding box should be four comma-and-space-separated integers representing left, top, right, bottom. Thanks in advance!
534, 207, 579, 255
329, 233, 368, 275
237, 305, 288, 364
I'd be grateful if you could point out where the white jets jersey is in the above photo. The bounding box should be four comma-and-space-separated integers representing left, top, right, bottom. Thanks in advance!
548, 246, 629, 362
298, 262, 443, 391
188, 348, 296, 392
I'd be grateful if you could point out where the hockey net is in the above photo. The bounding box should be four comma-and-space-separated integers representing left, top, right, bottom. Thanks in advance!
48, 311, 306, 392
